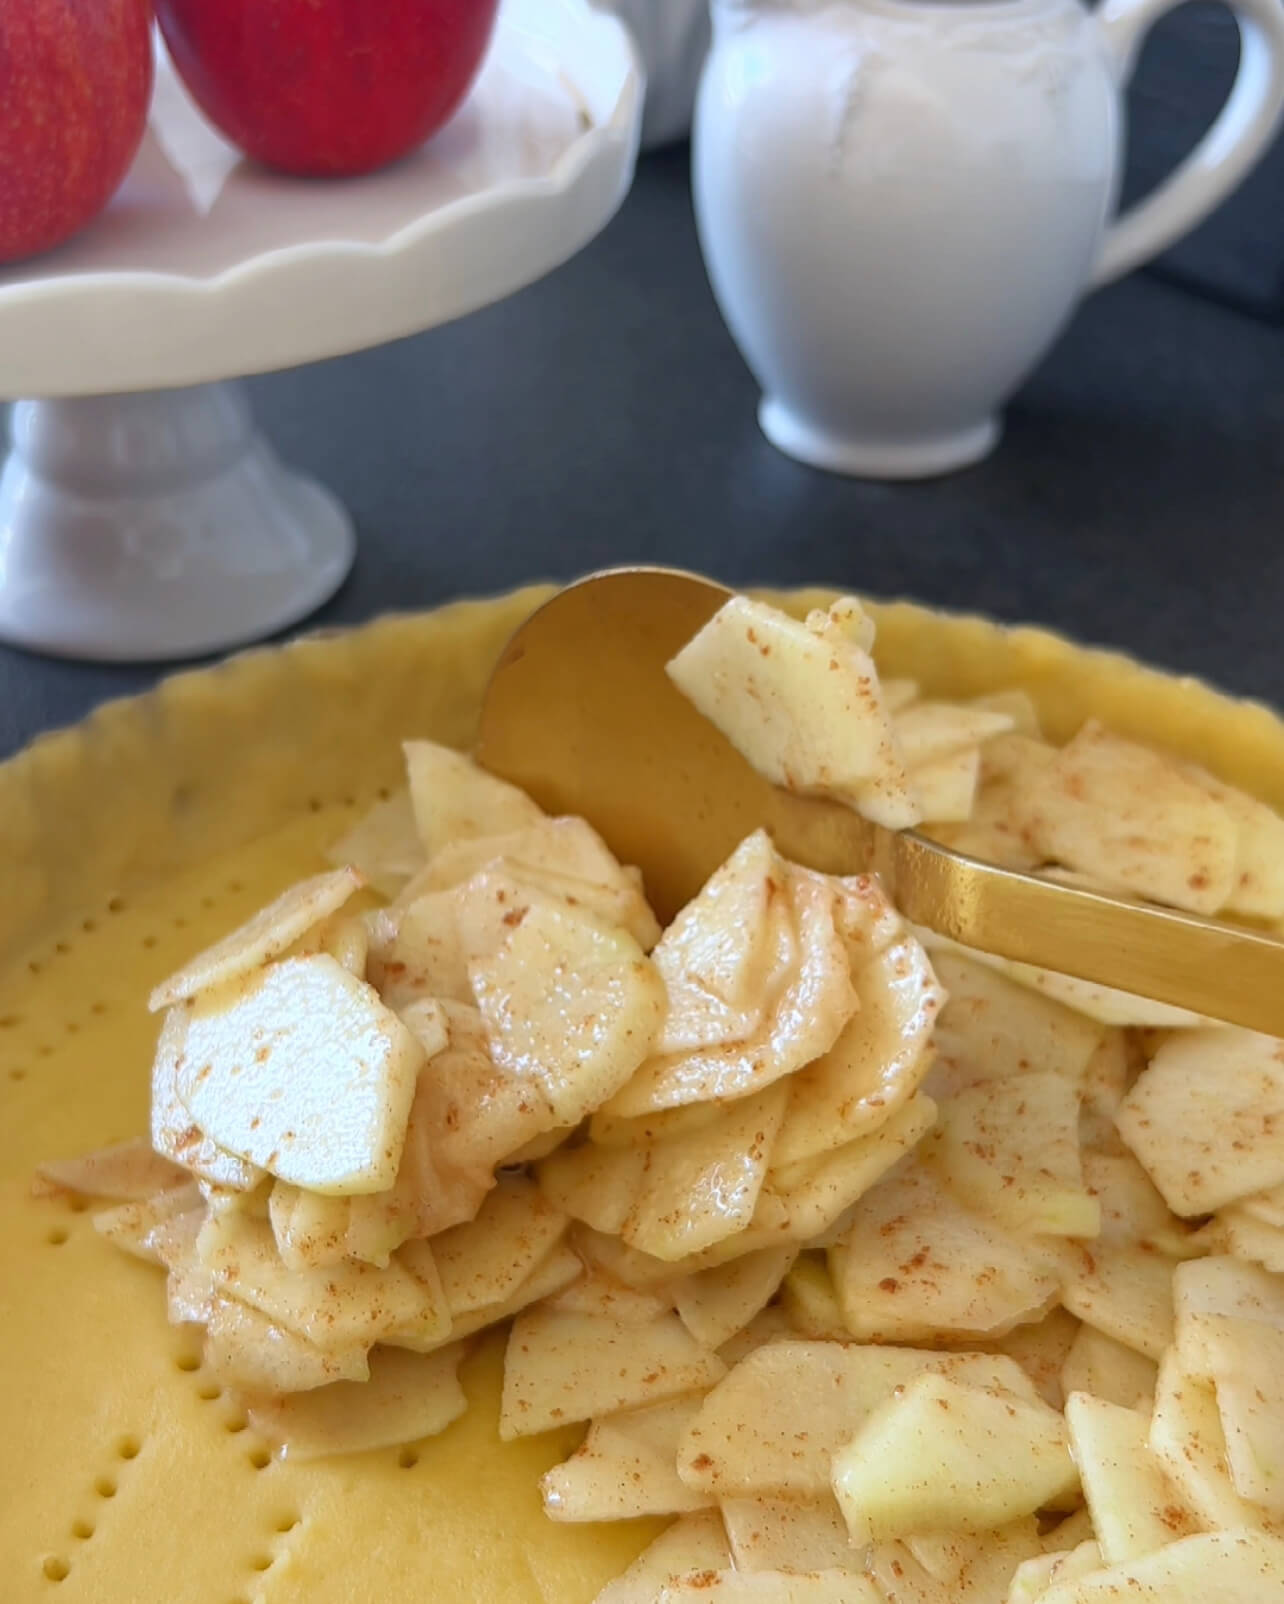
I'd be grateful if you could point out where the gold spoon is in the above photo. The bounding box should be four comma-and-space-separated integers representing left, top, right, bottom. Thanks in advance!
477, 566, 1284, 1037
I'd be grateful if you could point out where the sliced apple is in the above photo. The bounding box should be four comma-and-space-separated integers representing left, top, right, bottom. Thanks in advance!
34, 1137, 188, 1202
246, 1342, 468, 1459
499, 1309, 725, 1439
623, 1085, 788, 1261
421, 999, 558, 1175
927, 1072, 1098, 1237
1173, 1257, 1284, 1515
779, 1254, 848, 1341
149, 865, 364, 1011
720, 1495, 854, 1574
773, 933, 943, 1167
541, 1393, 712, 1522
174, 954, 424, 1194
651, 830, 795, 1054
1008, 1543, 1104, 1603
605, 868, 858, 1115
203, 1295, 370, 1393
471, 901, 664, 1126
1060, 1325, 1157, 1412
1007, 720, 1237, 915
326, 788, 423, 898
829, 1161, 1061, 1344
93, 1182, 204, 1263
1064, 1390, 1201, 1564
657, 1572, 878, 1603
770, 1094, 938, 1242
1116, 1028, 1284, 1216
196, 1210, 448, 1351
671, 1247, 798, 1350
677, 1341, 1040, 1500
904, 1519, 1044, 1592
666, 594, 920, 828
417, 814, 659, 951
402, 739, 543, 859
594, 1511, 731, 1604
1149, 1349, 1270, 1533
985, 1305, 1081, 1411
429, 1174, 568, 1316
1036, 1531, 1284, 1604
831, 1371, 1077, 1544
925, 950, 1104, 1099
151, 1008, 264, 1191
1059, 1242, 1176, 1361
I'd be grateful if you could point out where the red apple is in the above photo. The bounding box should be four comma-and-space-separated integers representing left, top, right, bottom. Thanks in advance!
0, 0, 154, 265
154, 0, 501, 179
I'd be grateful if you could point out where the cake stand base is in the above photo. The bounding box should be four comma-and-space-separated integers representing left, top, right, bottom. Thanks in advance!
0, 382, 355, 662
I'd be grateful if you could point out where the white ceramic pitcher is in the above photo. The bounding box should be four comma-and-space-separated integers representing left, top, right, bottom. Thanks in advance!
693, 0, 1284, 478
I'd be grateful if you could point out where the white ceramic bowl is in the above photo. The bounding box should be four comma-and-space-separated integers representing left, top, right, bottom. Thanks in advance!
602, 0, 709, 146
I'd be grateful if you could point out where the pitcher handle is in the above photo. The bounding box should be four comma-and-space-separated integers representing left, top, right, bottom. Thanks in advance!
1091, 0, 1284, 287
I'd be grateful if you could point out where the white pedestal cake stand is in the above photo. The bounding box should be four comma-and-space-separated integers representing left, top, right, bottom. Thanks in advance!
0, 0, 641, 661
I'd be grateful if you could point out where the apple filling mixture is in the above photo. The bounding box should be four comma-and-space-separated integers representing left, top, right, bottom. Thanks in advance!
37, 596, 1284, 1602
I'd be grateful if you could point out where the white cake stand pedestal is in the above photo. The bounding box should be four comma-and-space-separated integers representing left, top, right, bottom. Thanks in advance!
0, 0, 640, 661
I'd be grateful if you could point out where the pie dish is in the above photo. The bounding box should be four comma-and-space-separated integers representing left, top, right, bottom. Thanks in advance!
4, 583, 1284, 1603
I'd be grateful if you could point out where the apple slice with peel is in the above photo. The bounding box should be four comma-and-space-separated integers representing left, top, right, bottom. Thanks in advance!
246, 1343, 468, 1460
830, 1371, 1078, 1544
1035, 1530, 1284, 1604
471, 902, 664, 1126
174, 954, 424, 1194
500, 1308, 725, 1439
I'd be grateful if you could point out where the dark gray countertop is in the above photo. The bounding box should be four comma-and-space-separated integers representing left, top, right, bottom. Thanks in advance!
3, 140, 1283, 762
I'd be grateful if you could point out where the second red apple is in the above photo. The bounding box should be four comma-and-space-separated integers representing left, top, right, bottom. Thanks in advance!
155, 0, 501, 178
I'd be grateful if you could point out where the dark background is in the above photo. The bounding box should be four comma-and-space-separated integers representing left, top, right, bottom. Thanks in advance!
3, 9, 1283, 760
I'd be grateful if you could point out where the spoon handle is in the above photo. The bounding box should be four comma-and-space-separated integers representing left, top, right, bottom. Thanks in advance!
877, 828, 1284, 1036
